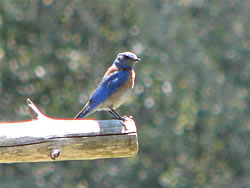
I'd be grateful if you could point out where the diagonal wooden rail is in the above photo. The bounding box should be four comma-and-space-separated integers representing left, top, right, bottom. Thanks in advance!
0, 99, 138, 163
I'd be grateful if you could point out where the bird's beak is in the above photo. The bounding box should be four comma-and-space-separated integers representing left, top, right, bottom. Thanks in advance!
135, 58, 141, 62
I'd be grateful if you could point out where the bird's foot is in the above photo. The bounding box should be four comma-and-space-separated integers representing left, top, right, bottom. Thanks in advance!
111, 116, 132, 130
112, 115, 133, 121
111, 116, 124, 120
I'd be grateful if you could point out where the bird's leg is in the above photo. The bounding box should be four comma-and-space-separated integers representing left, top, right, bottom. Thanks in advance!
109, 109, 125, 121
109, 110, 120, 119
112, 109, 124, 120
109, 109, 128, 130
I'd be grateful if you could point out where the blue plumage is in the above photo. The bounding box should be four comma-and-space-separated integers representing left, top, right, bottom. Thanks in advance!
91, 70, 130, 103
75, 52, 140, 120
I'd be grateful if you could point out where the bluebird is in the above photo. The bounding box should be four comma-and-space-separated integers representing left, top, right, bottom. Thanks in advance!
75, 52, 141, 120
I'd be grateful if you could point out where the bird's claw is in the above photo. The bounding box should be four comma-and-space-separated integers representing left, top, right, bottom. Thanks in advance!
112, 115, 133, 121
111, 116, 133, 130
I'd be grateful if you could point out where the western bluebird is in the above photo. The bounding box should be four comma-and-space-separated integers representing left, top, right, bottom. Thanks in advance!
74, 52, 141, 120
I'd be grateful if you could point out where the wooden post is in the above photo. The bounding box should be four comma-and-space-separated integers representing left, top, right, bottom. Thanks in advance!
0, 99, 138, 163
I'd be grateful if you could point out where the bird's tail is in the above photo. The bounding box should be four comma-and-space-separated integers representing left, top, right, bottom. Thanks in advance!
74, 102, 92, 119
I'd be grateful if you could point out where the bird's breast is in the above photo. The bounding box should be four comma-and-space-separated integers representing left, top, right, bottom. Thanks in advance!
98, 70, 135, 110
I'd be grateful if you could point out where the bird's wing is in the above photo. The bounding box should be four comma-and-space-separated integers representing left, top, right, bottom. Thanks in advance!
75, 70, 130, 119
88, 70, 130, 110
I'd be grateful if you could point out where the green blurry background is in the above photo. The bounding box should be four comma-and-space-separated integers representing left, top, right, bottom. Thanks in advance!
0, 0, 249, 187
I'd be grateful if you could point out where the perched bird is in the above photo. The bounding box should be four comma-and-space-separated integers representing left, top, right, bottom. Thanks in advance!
75, 52, 141, 120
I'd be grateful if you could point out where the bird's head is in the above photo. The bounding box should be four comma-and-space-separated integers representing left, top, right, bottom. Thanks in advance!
114, 52, 141, 70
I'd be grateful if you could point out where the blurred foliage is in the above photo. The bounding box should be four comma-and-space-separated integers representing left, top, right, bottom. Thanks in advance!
0, 0, 249, 187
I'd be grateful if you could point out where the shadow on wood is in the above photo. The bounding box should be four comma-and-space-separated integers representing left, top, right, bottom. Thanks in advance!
0, 99, 138, 163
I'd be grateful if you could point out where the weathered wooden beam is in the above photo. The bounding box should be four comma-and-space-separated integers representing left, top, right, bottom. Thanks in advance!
0, 99, 138, 163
